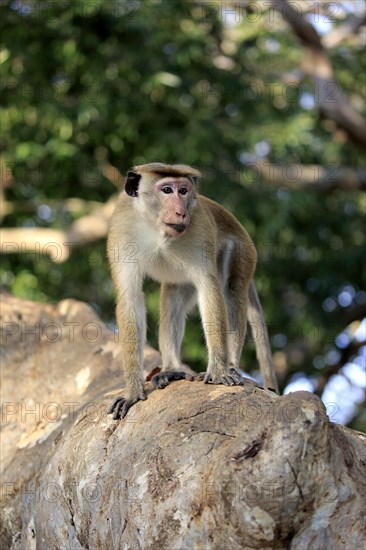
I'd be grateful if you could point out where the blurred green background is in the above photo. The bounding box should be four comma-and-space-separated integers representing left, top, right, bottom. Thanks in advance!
1, 0, 365, 429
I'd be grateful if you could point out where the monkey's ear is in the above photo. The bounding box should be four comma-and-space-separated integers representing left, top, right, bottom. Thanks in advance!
191, 176, 197, 186
125, 171, 141, 197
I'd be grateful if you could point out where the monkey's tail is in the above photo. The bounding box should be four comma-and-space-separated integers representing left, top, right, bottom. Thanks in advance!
248, 281, 279, 394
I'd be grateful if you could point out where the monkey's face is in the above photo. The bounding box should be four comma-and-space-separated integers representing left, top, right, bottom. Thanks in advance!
155, 176, 195, 237
124, 167, 199, 238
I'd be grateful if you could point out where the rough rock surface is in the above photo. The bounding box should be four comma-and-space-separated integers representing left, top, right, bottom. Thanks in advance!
1, 294, 365, 549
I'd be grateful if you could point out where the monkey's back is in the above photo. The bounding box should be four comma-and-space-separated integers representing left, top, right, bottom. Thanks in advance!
196, 195, 256, 250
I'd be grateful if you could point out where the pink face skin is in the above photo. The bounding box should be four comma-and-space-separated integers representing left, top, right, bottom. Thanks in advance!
156, 176, 194, 237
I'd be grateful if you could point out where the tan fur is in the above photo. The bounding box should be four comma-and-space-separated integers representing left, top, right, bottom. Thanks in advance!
107, 163, 278, 419
133, 162, 202, 178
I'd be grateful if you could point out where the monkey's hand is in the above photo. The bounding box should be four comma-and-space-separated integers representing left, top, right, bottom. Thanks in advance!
195, 367, 244, 386
152, 370, 194, 389
108, 392, 146, 420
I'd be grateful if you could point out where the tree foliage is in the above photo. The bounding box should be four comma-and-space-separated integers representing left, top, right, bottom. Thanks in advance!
1, 0, 365, 429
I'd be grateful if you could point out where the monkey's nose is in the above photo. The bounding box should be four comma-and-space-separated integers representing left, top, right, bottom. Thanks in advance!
176, 209, 186, 218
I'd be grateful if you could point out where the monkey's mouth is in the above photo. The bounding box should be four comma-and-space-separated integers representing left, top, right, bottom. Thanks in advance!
165, 223, 187, 235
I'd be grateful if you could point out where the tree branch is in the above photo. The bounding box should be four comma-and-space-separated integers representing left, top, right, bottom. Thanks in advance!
271, 0, 366, 147
323, 14, 366, 48
315, 339, 366, 396
255, 161, 366, 191
345, 302, 366, 324
2, 294, 365, 548
99, 161, 125, 189
0, 196, 117, 262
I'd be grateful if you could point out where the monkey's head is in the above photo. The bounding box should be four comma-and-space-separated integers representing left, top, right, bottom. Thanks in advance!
124, 163, 202, 238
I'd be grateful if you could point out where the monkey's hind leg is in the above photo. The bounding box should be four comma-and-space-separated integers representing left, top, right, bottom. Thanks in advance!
222, 236, 256, 382
153, 283, 196, 390
196, 275, 244, 386
151, 370, 194, 389
225, 277, 249, 373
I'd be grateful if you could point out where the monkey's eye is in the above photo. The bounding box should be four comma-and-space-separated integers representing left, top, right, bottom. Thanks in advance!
179, 188, 188, 195
162, 186, 173, 194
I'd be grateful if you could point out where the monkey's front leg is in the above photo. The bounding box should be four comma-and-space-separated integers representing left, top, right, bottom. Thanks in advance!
197, 275, 243, 386
108, 290, 147, 420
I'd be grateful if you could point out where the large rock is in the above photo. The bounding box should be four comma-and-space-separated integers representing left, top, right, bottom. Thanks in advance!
1, 294, 365, 549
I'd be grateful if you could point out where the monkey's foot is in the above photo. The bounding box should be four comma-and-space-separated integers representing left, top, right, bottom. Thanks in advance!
108, 394, 146, 420
195, 368, 244, 386
152, 370, 194, 389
